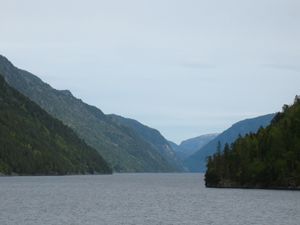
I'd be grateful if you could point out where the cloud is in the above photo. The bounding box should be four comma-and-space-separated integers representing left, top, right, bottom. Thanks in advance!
2, 0, 299, 142
180, 59, 216, 69
261, 64, 300, 72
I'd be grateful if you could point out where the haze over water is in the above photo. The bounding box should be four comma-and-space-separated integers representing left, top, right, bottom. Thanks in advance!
0, 173, 299, 225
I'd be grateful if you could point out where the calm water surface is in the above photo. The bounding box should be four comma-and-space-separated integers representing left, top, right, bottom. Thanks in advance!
0, 173, 299, 225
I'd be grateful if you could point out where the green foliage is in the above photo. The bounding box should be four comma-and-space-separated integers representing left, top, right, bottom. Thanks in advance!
0, 75, 112, 175
184, 114, 274, 172
108, 114, 184, 171
205, 97, 300, 189
0, 55, 179, 172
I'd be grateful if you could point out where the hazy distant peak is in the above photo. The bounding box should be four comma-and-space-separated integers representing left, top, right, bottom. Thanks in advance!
171, 133, 219, 161
179, 133, 219, 146
184, 113, 276, 172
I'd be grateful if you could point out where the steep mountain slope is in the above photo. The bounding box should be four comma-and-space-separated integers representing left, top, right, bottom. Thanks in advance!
108, 114, 184, 171
184, 114, 275, 172
0, 55, 178, 172
205, 97, 300, 189
168, 141, 179, 152
172, 134, 219, 160
0, 75, 111, 175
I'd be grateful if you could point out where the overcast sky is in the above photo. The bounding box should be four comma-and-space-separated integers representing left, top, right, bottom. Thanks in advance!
1, 0, 300, 143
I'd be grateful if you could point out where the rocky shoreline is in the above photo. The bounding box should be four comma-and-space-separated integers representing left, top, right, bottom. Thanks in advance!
205, 180, 300, 190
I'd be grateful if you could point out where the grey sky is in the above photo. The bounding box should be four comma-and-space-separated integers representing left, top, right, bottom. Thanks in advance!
1, 0, 300, 143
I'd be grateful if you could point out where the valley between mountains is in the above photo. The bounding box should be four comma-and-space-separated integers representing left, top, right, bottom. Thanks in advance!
0, 54, 299, 190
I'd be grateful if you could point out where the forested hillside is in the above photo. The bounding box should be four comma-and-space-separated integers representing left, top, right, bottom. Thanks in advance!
205, 97, 300, 189
0, 75, 112, 175
184, 114, 274, 172
108, 114, 183, 171
0, 55, 181, 172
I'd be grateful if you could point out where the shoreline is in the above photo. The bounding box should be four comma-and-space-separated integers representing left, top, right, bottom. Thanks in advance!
205, 184, 300, 191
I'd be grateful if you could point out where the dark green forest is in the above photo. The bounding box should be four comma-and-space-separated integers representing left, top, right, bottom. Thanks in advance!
184, 114, 274, 172
0, 55, 182, 172
0, 75, 112, 175
205, 97, 300, 189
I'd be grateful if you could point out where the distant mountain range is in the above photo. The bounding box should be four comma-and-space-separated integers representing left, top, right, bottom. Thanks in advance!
169, 134, 219, 160
0, 75, 111, 175
0, 55, 183, 172
0, 54, 280, 174
184, 114, 275, 172
108, 114, 183, 171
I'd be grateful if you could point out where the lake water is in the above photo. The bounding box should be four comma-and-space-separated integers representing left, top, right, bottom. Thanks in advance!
0, 173, 299, 225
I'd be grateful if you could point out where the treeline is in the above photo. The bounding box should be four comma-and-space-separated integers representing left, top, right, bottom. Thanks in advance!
205, 96, 300, 189
0, 75, 112, 175
0, 55, 182, 172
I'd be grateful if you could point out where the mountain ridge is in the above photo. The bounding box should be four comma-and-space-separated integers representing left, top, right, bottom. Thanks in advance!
184, 114, 275, 172
172, 133, 219, 160
0, 74, 112, 175
205, 97, 300, 189
108, 114, 184, 171
0, 54, 181, 172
